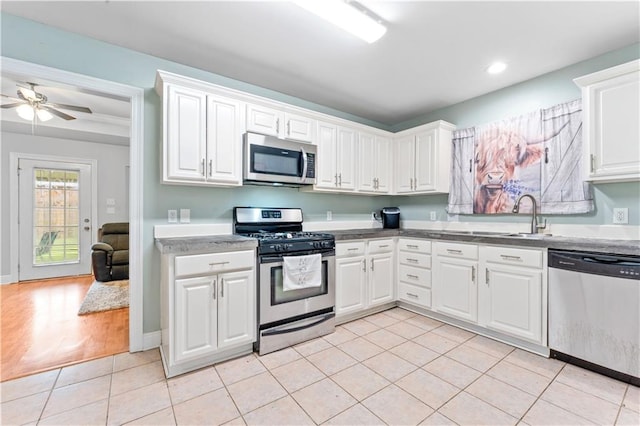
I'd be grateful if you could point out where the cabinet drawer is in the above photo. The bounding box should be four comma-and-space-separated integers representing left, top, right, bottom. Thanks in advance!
175, 250, 255, 277
398, 282, 431, 308
398, 252, 431, 269
435, 241, 478, 260
399, 265, 431, 288
368, 239, 394, 254
483, 246, 543, 268
336, 241, 366, 257
398, 238, 431, 253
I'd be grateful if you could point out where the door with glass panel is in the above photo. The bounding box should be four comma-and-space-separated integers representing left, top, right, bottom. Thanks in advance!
18, 158, 92, 281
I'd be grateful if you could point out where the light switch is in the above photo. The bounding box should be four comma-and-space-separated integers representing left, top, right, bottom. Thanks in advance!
168, 210, 178, 223
180, 209, 191, 223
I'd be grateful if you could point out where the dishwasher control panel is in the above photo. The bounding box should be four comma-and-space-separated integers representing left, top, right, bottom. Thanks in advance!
549, 249, 640, 280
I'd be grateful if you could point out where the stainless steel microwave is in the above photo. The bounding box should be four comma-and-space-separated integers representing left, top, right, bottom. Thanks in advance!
243, 132, 317, 185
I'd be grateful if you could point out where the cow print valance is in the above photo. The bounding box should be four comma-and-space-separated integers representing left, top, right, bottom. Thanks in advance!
447, 99, 594, 215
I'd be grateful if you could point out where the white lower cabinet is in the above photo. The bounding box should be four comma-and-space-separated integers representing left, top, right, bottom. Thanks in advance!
336, 239, 394, 318
433, 242, 478, 323
431, 241, 546, 346
161, 249, 256, 377
478, 246, 545, 344
397, 238, 432, 308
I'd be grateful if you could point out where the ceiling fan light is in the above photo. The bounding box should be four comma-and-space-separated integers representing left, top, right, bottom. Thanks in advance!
36, 108, 53, 122
16, 104, 35, 121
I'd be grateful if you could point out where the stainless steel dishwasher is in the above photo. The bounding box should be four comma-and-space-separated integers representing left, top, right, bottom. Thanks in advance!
549, 249, 639, 385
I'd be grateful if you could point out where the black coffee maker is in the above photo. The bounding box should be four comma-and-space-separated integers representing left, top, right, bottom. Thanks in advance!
381, 207, 400, 229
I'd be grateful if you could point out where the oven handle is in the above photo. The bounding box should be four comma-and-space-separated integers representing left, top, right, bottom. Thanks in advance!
261, 312, 335, 336
260, 252, 335, 263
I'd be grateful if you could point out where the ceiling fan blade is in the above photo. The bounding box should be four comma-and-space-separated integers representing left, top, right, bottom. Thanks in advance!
0, 103, 24, 109
18, 86, 37, 100
1, 94, 23, 102
46, 102, 92, 114
41, 105, 76, 121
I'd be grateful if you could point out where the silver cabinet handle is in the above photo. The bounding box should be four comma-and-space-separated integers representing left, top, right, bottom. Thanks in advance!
348, 248, 359, 251
379, 244, 389, 248
371, 258, 374, 271
447, 249, 463, 255
500, 254, 522, 261
406, 274, 419, 279
469, 159, 472, 173
471, 266, 476, 283
410, 178, 414, 190
213, 279, 217, 300
590, 154, 595, 173
220, 277, 224, 297
209, 261, 229, 266
201, 158, 206, 176
486, 268, 490, 285
406, 244, 418, 249
287, 120, 290, 136
362, 259, 366, 272
276, 118, 280, 134
208, 159, 213, 177
406, 258, 419, 263
339, 173, 342, 186
335, 174, 338, 187
406, 292, 419, 298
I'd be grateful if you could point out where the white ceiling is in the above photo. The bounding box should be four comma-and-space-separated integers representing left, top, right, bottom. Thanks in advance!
1, 1, 639, 129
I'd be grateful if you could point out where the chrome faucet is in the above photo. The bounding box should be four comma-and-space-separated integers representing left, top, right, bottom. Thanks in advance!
512, 194, 547, 234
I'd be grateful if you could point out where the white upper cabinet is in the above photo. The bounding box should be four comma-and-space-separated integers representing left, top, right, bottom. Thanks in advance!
358, 132, 392, 194
246, 103, 315, 142
315, 121, 356, 191
575, 60, 640, 182
394, 121, 455, 194
157, 71, 243, 187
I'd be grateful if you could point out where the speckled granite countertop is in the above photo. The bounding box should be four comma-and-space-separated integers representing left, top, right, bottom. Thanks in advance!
330, 228, 640, 256
155, 235, 257, 255
155, 228, 639, 257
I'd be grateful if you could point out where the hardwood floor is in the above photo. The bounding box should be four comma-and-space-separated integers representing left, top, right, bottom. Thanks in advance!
0, 275, 129, 382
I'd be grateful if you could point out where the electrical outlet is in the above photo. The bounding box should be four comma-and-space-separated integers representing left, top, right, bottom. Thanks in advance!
326, 211, 332, 221
613, 208, 629, 224
430, 211, 437, 221
168, 209, 178, 223
180, 208, 191, 223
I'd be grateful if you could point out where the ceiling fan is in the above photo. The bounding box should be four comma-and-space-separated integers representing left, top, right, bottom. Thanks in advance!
1, 82, 92, 121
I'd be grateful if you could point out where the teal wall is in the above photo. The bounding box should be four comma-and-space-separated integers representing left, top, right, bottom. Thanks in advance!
2, 13, 638, 334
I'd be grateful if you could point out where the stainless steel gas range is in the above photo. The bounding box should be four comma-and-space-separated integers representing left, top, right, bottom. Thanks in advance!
234, 207, 335, 355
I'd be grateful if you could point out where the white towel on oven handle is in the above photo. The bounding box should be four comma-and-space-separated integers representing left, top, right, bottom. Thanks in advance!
283, 253, 322, 291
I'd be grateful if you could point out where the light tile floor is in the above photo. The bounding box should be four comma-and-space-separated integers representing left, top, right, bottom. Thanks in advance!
2, 307, 639, 425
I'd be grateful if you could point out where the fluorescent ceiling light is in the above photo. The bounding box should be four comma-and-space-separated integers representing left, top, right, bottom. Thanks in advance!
294, 0, 387, 43
487, 61, 508, 74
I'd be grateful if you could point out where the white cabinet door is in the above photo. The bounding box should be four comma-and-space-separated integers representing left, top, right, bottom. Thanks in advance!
336, 256, 367, 316
394, 136, 415, 193
358, 132, 376, 192
174, 275, 217, 362
375, 136, 392, 193
218, 269, 255, 349
337, 127, 357, 190
433, 257, 477, 323
369, 252, 394, 307
576, 61, 640, 182
480, 264, 542, 343
415, 130, 436, 191
284, 112, 315, 142
166, 85, 207, 182
206, 95, 242, 185
316, 122, 338, 189
246, 103, 282, 137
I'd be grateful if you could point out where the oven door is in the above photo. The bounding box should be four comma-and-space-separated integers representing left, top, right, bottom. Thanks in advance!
259, 251, 335, 326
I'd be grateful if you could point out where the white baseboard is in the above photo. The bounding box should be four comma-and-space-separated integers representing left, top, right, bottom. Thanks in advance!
0, 274, 16, 285
142, 331, 162, 351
